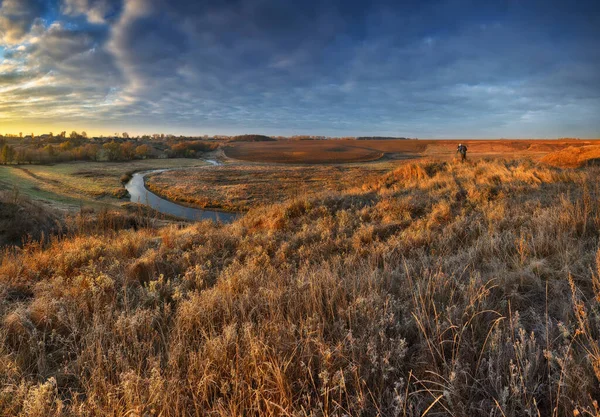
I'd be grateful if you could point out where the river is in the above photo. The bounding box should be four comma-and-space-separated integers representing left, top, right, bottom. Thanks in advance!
124, 160, 238, 223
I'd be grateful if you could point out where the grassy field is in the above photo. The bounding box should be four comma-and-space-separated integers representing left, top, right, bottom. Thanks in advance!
145, 162, 397, 212
0, 166, 88, 211
0, 159, 207, 211
225, 138, 600, 164
147, 139, 600, 213
1, 158, 600, 415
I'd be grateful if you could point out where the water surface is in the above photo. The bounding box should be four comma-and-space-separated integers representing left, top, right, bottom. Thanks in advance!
124, 163, 237, 223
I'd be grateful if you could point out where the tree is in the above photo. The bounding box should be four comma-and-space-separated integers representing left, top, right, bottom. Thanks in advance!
135, 144, 152, 159
81, 131, 88, 138
103, 141, 122, 161
0, 144, 15, 164
44, 145, 55, 158
83, 144, 99, 161
122, 132, 130, 139
120, 142, 135, 160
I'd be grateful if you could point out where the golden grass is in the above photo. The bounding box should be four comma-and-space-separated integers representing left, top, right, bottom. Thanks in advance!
145, 163, 393, 212
0, 189, 62, 247
1, 159, 600, 416
225, 139, 600, 164
541, 145, 600, 168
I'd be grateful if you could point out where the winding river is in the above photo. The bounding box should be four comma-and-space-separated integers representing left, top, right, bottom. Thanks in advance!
124, 160, 238, 223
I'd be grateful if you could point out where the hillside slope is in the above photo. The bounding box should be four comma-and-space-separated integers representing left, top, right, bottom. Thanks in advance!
0, 190, 62, 247
541, 145, 600, 168
1, 160, 600, 416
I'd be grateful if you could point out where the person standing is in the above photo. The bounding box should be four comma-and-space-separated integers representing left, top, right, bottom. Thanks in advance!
457, 143, 468, 162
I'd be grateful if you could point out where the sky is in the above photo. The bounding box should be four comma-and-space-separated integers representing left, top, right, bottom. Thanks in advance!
0, 0, 599, 138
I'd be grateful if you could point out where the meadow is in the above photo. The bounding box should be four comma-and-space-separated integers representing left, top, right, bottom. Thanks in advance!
145, 162, 395, 212
0, 159, 207, 212
1, 153, 600, 416
224, 138, 599, 164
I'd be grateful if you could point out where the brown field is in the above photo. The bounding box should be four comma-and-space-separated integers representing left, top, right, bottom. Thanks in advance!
2, 158, 600, 415
223, 140, 386, 163
225, 138, 600, 164
145, 163, 393, 212
148, 139, 600, 214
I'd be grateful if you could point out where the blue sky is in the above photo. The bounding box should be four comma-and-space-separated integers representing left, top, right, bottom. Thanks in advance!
0, 0, 599, 137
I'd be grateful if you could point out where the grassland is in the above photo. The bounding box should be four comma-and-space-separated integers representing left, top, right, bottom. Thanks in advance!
0, 159, 207, 211
146, 139, 600, 214
225, 138, 600, 164
2, 157, 600, 416
145, 162, 395, 212
541, 145, 600, 168
0, 189, 62, 247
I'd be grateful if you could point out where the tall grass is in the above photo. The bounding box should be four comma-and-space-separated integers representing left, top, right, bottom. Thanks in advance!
1, 159, 599, 416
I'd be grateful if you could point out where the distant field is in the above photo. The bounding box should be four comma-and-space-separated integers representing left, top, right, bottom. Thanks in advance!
225, 138, 600, 164
146, 162, 393, 212
224, 140, 385, 163
4, 140, 600, 216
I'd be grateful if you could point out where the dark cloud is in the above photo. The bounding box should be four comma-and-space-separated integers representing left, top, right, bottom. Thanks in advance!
61, 0, 121, 23
1, 0, 599, 136
0, 0, 47, 44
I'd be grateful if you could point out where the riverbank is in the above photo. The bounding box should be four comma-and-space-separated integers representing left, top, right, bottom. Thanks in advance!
0, 159, 209, 213
124, 168, 238, 222
144, 161, 398, 212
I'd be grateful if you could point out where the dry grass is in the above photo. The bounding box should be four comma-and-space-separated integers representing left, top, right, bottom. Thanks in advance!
1, 159, 600, 416
541, 145, 600, 168
225, 139, 600, 164
0, 189, 62, 247
145, 163, 392, 212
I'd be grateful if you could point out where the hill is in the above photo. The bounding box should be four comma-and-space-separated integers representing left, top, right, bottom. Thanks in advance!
541, 145, 600, 168
1, 159, 599, 416
228, 134, 276, 142
0, 190, 62, 247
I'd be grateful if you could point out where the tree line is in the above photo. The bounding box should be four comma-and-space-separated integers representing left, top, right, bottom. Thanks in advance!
0, 134, 219, 165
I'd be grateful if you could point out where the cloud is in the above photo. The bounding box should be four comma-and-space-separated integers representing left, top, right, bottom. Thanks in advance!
0, 17, 124, 126
0, 0, 47, 45
99, 0, 600, 136
61, 0, 121, 24
1, 0, 599, 136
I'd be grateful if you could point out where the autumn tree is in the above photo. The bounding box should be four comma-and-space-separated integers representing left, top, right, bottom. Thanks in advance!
83, 144, 99, 161
44, 145, 55, 158
120, 142, 135, 160
135, 144, 152, 159
0, 144, 15, 164
103, 141, 122, 161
